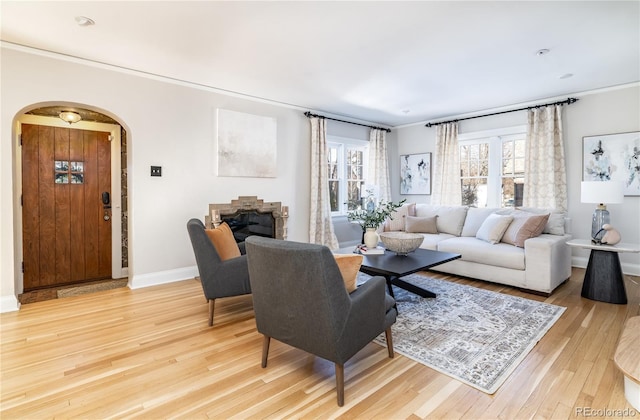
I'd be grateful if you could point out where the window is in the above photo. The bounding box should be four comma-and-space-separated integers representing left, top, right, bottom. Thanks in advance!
501, 134, 525, 207
327, 136, 368, 215
458, 127, 526, 208
54, 160, 84, 184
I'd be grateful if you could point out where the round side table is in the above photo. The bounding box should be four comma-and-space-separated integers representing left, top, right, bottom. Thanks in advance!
566, 239, 640, 304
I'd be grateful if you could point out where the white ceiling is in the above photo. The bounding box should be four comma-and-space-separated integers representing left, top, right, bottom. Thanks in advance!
2, 1, 639, 127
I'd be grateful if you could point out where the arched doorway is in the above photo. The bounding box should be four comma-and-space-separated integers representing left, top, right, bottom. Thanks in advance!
15, 105, 129, 299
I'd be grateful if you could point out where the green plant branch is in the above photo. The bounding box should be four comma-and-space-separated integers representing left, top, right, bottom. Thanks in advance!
347, 199, 406, 230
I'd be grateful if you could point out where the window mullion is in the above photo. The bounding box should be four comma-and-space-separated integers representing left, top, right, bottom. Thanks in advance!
487, 136, 502, 207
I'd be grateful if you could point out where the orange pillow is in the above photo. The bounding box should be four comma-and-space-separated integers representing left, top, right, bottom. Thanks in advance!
334, 254, 363, 293
205, 222, 241, 260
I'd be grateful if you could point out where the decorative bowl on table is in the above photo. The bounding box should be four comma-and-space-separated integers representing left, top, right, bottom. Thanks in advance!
379, 232, 424, 256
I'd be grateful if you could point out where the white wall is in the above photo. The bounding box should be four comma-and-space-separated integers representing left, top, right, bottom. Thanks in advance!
394, 85, 640, 275
3, 46, 638, 311
1, 47, 319, 311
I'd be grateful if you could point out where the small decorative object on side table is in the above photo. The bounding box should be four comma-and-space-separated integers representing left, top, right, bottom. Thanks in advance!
566, 239, 640, 304
591, 224, 621, 245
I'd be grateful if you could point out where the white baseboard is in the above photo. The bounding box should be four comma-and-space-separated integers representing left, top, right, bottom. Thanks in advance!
130, 266, 199, 289
0, 295, 21, 313
572, 257, 640, 277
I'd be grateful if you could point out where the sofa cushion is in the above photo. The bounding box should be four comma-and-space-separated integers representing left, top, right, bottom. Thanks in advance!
334, 254, 363, 293
384, 202, 416, 232
405, 215, 438, 233
502, 211, 550, 247
205, 222, 241, 260
437, 237, 525, 270
415, 205, 468, 236
476, 213, 513, 244
517, 207, 565, 235
461, 207, 499, 237
418, 233, 456, 250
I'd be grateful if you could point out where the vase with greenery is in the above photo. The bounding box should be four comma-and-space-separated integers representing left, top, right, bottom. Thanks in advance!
348, 199, 406, 247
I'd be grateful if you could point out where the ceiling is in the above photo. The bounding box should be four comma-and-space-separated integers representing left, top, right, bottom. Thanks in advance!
2, 1, 639, 127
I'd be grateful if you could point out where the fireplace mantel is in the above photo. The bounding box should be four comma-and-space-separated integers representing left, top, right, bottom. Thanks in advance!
205, 196, 288, 240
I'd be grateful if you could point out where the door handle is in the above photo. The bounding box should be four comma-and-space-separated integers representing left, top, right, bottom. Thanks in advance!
102, 191, 111, 220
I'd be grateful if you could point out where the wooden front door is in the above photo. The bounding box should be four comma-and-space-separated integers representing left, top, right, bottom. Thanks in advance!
22, 124, 112, 291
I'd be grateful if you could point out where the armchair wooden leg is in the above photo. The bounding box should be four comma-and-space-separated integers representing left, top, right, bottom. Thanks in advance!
261, 335, 271, 368
335, 363, 344, 406
385, 327, 394, 358
208, 299, 215, 326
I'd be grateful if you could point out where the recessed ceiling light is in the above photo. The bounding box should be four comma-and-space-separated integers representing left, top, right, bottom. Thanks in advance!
559, 73, 574, 79
536, 48, 550, 56
75, 16, 95, 26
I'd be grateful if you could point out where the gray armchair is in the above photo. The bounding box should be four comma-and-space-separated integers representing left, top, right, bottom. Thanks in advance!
187, 218, 251, 326
245, 236, 397, 406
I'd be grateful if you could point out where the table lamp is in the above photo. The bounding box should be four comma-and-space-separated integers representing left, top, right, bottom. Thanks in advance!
580, 181, 624, 241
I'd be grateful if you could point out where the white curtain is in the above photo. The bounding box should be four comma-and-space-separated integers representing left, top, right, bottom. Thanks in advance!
368, 128, 391, 203
431, 122, 461, 205
523, 105, 567, 211
309, 117, 340, 249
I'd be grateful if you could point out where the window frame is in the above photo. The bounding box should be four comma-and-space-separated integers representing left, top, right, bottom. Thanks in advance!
327, 135, 369, 216
458, 126, 526, 208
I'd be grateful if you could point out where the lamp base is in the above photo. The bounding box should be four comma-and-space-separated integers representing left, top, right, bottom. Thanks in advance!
591, 206, 610, 241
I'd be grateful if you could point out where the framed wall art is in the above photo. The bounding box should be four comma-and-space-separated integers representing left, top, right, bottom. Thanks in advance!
400, 152, 431, 195
583, 131, 640, 196
217, 109, 277, 178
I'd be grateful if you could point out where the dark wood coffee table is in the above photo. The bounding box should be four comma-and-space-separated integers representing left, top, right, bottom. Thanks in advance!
337, 247, 461, 298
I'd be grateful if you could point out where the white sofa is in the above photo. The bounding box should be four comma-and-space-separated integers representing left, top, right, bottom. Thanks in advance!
382, 203, 572, 295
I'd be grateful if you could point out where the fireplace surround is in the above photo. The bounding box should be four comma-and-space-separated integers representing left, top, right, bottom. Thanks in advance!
205, 196, 288, 241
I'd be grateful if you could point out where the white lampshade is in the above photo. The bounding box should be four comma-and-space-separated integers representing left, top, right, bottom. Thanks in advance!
580, 181, 624, 204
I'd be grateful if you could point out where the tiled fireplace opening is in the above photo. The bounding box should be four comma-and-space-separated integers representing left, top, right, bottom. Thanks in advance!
205, 196, 288, 241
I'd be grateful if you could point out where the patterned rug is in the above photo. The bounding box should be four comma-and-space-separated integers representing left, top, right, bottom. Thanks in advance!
364, 273, 565, 394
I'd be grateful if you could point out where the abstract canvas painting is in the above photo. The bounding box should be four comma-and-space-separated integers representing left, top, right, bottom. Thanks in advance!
400, 153, 431, 195
583, 131, 640, 196
217, 109, 277, 177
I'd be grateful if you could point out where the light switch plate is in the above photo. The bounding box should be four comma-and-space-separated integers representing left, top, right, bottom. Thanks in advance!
151, 166, 162, 177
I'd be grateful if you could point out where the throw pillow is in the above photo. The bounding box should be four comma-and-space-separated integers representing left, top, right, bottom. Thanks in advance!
416, 205, 468, 236
502, 212, 550, 247
461, 207, 499, 237
517, 207, 566, 235
405, 215, 438, 234
205, 222, 241, 261
476, 213, 514, 244
334, 254, 363, 293
383, 202, 416, 232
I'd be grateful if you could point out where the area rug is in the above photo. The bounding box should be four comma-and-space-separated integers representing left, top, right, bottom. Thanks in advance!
365, 274, 565, 394
57, 279, 129, 298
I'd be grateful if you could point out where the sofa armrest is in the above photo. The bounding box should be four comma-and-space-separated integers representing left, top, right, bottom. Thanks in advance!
524, 233, 572, 293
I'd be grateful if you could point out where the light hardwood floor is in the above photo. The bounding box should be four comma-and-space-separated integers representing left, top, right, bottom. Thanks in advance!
1, 269, 638, 419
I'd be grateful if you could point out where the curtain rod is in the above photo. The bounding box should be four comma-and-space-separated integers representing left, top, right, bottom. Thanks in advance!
424, 97, 579, 128
304, 111, 391, 133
